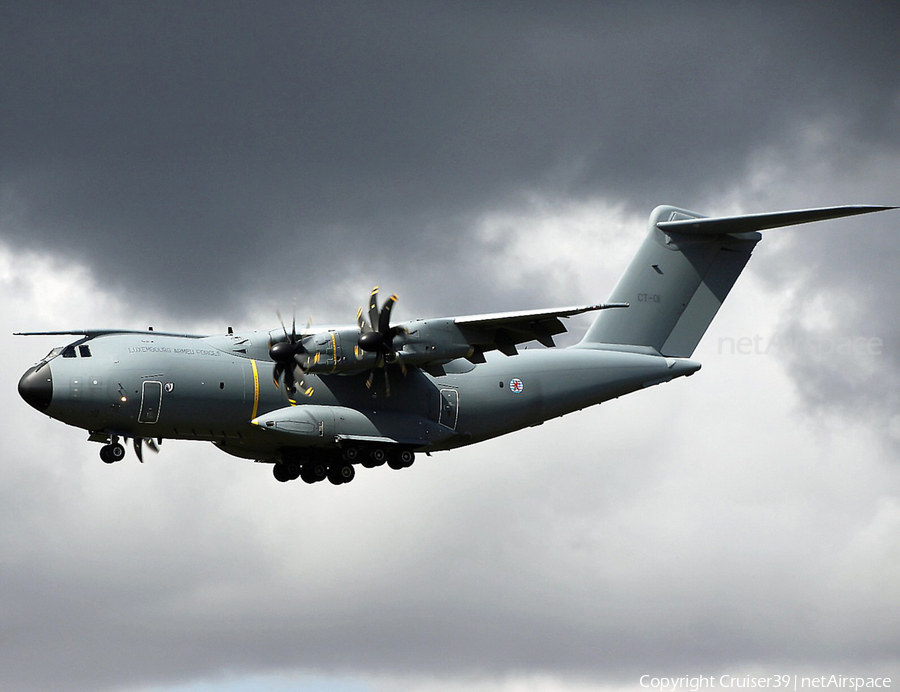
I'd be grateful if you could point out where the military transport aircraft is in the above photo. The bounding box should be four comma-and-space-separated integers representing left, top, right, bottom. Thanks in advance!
17, 204, 895, 485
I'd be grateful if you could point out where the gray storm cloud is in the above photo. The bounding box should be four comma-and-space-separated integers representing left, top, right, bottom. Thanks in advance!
2, 2, 897, 319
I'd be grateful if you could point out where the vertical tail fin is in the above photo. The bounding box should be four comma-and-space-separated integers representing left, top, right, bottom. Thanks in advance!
581, 204, 895, 357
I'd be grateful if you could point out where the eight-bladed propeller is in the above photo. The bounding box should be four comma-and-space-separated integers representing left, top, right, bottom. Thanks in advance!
356, 287, 407, 395
269, 310, 314, 399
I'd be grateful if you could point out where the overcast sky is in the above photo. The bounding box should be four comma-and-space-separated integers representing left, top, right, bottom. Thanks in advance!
2, 2, 899, 690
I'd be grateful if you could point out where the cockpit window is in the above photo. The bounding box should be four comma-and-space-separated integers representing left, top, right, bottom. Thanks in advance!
41, 346, 65, 362
62, 345, 77, 358
78, 345, 92, 358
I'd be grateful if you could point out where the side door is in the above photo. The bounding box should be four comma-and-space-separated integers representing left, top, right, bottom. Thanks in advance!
438, 388, 459, 430
138, 381, 163, 424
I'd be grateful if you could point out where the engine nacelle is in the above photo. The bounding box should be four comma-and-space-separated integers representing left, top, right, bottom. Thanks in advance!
301, 319, 476, 374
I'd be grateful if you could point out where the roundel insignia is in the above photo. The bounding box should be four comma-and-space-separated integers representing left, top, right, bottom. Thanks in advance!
509, 378, 524, 393
164, 382, 175, 393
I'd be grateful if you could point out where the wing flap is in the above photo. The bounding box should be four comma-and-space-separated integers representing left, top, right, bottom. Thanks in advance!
453, 303, 628, 354
453, 303, 626, 326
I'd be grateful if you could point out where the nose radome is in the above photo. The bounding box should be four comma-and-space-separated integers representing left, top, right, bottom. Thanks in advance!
18, 365, 53, 412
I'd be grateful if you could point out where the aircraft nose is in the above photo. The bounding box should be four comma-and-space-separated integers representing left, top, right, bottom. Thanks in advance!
18, 364, 53, 412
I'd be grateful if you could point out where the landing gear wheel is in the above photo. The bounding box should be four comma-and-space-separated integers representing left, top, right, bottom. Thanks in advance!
369, 448, 387, 467
100, 443, 125, 464
388, 449, 415, 470
327, 464, 355, 485
342, 446, 359, 462
273, 463, 295, 483
301, 463, 327, 484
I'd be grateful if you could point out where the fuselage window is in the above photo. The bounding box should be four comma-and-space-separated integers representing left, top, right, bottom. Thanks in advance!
78, 345, 92, 358
62, 345, 77, 358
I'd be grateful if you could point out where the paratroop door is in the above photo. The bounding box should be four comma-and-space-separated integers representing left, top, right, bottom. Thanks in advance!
438, 388, 459, 430
138, 381, 162, 424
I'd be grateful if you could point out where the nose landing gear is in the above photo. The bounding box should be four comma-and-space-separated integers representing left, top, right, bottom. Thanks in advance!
99, 442, 126, 464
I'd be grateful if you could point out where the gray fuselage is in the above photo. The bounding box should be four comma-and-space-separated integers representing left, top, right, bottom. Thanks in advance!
24, 330, 699, 464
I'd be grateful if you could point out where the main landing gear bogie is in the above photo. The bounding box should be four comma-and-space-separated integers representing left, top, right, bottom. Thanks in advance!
272, 460, 352, 485
272, 446, 416, 485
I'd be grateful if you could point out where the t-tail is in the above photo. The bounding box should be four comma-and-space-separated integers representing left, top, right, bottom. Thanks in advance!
580, 204, 896, 357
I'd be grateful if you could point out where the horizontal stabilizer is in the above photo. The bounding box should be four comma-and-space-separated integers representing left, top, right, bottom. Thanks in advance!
657, 205, 896, 236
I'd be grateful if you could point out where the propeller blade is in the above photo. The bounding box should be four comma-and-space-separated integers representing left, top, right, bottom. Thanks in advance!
357, 307, 369, 332
379, 294, 397, 334
146, 438, 160, 454
272, 363, 284, 388
292, 364, 314, 397
293, 352, 311, 371
276, 309, 289, 339
368, 286, 380, 330
133, 438, 144, 463
283, 365, 296, 393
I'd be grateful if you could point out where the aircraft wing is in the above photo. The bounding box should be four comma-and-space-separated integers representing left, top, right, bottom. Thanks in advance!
14, 329, 205, 338
452, 303, 628, 356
